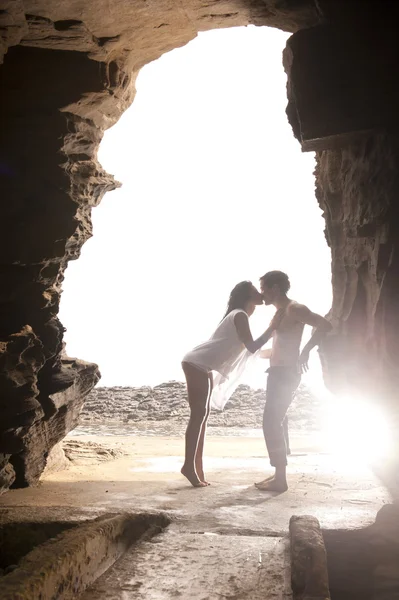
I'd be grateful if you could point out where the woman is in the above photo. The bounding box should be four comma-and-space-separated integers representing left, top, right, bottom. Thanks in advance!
181, 281, 282, 487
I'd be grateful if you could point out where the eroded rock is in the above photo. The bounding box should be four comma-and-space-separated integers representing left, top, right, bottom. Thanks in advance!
290, 515, 330, 600
80, 381, 325, 431
62, 440, 126, 465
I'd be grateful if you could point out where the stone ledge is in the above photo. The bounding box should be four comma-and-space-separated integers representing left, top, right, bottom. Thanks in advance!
0, 511, 170, 600
290, 514, 330, 600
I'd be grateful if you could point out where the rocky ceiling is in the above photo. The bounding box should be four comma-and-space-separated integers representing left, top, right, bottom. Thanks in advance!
1, 0, 399, 493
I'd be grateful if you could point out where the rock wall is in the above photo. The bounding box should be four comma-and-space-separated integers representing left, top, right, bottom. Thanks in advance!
315, 134, 399, 400
0, 43, 113, 491
314, 135, 399, 485
284, 5, 399, 480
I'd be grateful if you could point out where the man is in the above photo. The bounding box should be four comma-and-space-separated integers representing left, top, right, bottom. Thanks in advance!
256, 270, 332, 492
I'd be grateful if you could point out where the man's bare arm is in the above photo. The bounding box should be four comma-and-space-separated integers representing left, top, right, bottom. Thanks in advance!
290, 304, 332, 372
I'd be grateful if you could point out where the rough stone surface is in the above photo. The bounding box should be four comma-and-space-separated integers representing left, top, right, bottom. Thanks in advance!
42, 438, 126, 474
8, 357, 100, 490
323, 504, 399, 600
2, 434, 389, 531
290, 515, 330, 600
323, 526, 374, 600
280, 4, 399, 496
0, 354, 99, 492
0, 435, 391, 598
284, 17, 399, 151
62, 439, 126, 465
0, 456, 15, 493
81, 532, 291, 600
0, 512, 169, 600
315, 132, 399, 485
41, 442, 70, 476
0, 520, 77, 571
281, 7, 399, 493
80, 381, 324, 430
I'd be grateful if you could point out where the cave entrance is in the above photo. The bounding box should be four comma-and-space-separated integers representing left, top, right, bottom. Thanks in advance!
58, 26, 392, 481
59, 26, 332, 391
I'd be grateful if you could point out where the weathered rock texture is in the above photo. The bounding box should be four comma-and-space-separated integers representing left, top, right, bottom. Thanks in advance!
1, 0, 399, 492
290, 505, 399, 600
80, 381, 324, 431
290, 515, 330, 600
315, 135, 399, 403
284, 4, 399, 479
323, 504, 399, 600
0, 512, 170, 599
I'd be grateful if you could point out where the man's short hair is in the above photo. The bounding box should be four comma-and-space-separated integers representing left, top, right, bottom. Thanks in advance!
259, 271, 290, 294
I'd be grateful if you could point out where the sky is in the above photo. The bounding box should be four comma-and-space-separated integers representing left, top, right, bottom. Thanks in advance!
59, 26, 332, 389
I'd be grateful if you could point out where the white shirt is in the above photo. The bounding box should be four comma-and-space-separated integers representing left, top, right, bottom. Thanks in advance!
182, 309, 247, 376
182, 309, 260, 410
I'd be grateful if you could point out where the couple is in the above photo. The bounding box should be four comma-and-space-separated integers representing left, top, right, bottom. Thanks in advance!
181, 270, 332, 491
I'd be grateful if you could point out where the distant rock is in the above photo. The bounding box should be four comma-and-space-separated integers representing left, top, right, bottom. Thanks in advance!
80, 381, 326, 431
63, 440, 126, 465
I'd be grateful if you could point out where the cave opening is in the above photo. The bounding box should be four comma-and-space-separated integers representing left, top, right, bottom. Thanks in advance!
57, 27, 393, 477
59, 26, 332, 391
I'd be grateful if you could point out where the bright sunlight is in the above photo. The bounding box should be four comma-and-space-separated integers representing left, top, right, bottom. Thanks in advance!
59, 26, 332, 389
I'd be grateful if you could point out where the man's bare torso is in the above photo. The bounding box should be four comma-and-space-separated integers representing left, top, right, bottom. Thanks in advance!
270, 301, 305, 367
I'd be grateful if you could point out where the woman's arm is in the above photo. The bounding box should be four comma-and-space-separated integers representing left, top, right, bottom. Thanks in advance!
234, 311, 280, 354
259, 348, 272, 359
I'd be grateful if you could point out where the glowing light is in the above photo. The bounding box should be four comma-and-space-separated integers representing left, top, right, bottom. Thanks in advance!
323, 394, 393, 465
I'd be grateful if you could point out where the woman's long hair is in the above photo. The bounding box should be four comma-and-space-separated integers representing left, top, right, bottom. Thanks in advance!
221, 281, 254, 320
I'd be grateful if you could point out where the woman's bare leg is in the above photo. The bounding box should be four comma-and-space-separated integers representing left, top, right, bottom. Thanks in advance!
181, 362, 210, 487
195, 372, 213, 484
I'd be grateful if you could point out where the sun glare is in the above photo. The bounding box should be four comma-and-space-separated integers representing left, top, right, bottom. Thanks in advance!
59, 26, 332, 387
323, 394, 392, 465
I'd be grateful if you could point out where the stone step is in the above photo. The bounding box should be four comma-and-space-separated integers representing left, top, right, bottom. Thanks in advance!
81, 531, 292, 599
0, 512, 169, 600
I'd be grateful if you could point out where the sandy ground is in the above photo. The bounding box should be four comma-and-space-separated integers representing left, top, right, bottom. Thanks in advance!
2, 431, 389, 529
51, 431, 326, 482
0, 432, 391, 598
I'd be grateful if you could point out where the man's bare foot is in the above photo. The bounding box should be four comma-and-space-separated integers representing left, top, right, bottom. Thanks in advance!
255, 474, 275, 486
180, 466, 207, 487
255, 478, 288, 493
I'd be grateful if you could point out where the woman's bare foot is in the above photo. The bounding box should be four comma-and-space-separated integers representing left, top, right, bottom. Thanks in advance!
181, 466, 207, 487
200, 478, 211, 486
195, 468, 211, 486
255, 477, 288, 493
